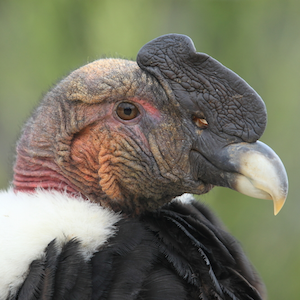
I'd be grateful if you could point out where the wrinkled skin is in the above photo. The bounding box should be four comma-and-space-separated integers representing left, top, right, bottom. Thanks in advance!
13, 34, 287, 216
14, 60, 210, 214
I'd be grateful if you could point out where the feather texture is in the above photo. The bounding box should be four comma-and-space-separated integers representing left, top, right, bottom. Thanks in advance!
5, 196, 264, 300
0, 189, 120, 299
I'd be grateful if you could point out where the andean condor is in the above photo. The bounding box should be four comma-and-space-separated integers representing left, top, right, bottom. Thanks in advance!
0, 34, 288, 300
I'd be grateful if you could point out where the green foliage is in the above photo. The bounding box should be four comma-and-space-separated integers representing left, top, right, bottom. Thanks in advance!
0, 0, 299, 298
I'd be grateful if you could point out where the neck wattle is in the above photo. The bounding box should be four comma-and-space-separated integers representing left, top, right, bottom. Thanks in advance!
13, 153, 79, 195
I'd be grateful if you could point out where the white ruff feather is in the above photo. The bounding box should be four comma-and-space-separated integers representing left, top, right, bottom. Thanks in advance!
173, 193, 195, 204
0, 188, 120, 299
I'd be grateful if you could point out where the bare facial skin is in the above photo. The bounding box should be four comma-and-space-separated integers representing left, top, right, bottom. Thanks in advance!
13, 35, 288, 216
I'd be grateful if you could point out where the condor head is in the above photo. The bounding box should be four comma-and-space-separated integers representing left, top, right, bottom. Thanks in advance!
13, 34, 288, 215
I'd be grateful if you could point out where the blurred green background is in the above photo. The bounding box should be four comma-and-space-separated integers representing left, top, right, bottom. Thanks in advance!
0, 0, 299, 298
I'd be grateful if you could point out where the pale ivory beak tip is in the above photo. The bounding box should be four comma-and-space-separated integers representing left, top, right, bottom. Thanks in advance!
228, 141, 288, 216
273, 197, 286, 216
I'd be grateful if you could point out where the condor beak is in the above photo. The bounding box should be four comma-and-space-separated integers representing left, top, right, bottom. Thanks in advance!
224, 141, 288, 215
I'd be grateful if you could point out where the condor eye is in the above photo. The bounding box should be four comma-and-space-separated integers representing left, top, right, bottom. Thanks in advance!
192, 115, 208, 129
116, 102, 139, 120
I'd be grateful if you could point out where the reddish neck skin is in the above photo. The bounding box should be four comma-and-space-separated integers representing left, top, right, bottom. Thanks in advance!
13, 154, 80, 196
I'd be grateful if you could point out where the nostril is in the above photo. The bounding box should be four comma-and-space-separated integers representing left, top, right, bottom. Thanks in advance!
192, 115, 208, 129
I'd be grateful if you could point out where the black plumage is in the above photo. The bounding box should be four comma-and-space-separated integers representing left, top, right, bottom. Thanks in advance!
12, 201, 264, 300
12, 240, 92, 300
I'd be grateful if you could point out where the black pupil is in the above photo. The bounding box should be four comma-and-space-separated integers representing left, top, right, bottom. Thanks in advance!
124, 107, 132, 115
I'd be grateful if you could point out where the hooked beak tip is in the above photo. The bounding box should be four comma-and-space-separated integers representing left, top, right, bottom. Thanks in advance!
225, 141, 288, 215
273, 196, 286, 216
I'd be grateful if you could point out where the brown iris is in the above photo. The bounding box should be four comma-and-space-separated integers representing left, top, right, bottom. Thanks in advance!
116, 102, 139, 120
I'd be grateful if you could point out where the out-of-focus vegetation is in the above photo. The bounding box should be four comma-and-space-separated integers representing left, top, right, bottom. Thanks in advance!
0, 0, 299, 298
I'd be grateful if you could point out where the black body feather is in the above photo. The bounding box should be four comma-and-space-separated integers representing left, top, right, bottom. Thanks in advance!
12, 201, 264, 300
